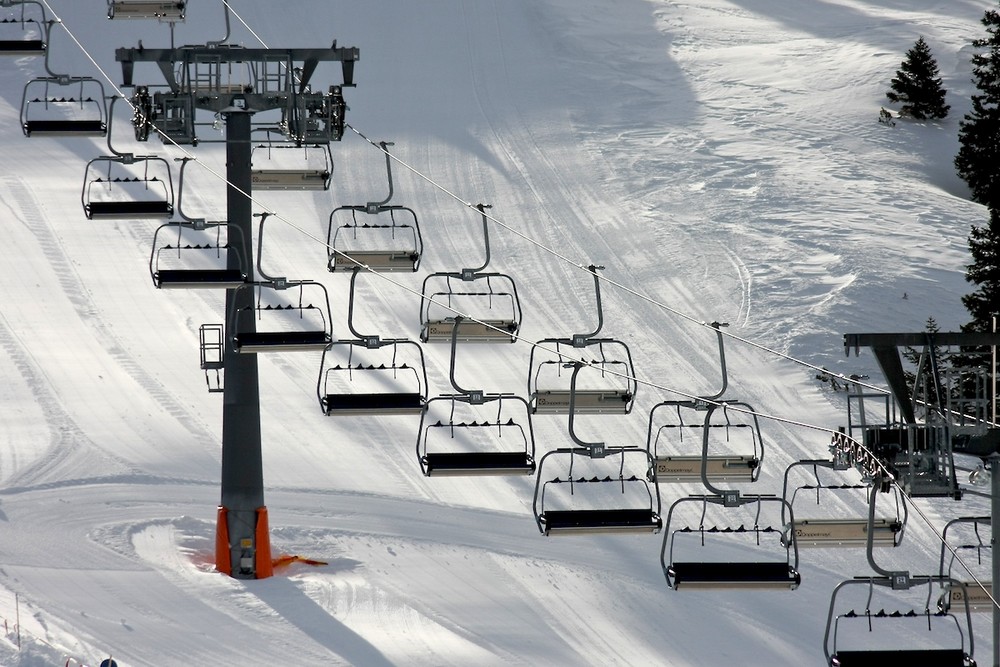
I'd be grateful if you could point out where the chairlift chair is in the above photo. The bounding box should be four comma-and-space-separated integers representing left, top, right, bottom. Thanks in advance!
318, 268, 428, 416
150, 221, 247, 288
532, 363, 660, 534
937, 516, 993, 614
824, 577, 977, 667
19, 21, 107, 136
107, 0, 185, 21
250, 128, 333, 191
82, 97, 174, 219
419, 204, 522, 343
528, 265, 636, 414
660, 492, 800, 590
779, 459, 906, 549
228, 212, 332, 353
229, 280, 333, 353
149, 158, 247, 289
0, 0, 46, 54
647, 400, 763, 485
327, 141, 423, 273
416, 317, 535, 476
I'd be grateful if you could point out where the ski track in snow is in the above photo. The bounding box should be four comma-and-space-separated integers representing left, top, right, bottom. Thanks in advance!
0, 0, 995, 665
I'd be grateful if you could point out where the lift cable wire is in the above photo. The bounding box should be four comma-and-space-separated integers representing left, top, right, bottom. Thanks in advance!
40, 1, 994, 602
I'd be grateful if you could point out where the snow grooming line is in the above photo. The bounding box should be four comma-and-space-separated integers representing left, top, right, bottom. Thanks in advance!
416, 316, 536, 477
327, 140, 423, 273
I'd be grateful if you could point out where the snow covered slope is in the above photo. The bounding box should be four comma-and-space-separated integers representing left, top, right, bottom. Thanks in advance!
0, 1, 992, 665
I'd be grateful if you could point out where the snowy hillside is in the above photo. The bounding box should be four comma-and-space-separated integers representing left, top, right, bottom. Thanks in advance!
0, 0, 994, 665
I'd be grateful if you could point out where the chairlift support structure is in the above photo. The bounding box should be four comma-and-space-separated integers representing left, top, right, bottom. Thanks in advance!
532, 363, 661, 534
824, 576, 977, 667
416, 317, 536, 476
419, 203, 522, 343
327, 141, 423, 273
528, 264, 637, 414
115, 29, 358, 580
150, 157, 247, 289
647, 399, 763, 484
319, 267, 428, 416
82, 97, 174, 219
119, 34, 355, 148
841, 331, 1000, 498
0, 0, 46, 54
20, 21, 107, 136
250, 127, 332, 191
780, 459, 905, 549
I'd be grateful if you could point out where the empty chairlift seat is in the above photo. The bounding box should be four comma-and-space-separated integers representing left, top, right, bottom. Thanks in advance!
646, 400, 763, 484
780, 460, 906, 549
419, 203, 522, 343
533, 447, 661, 535
149, 221, 247, 289
318, 267, 428, 416
0, 1, 47, 54
229, 281, 333, 353
528, 266, 637, 414
250, 134, 333, 191
825, 577, 977, 667
20, 77, 108, 137
82, 153, 174, 219
327, 141, 423, 272
661, 495, 800, 590
107, 0, 186, 21
318, 345, 428, 416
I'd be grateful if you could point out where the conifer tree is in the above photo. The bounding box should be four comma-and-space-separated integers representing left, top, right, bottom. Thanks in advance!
955, 8, 1000, 207
961, 207, 1000, 334
886, 36, 950, 120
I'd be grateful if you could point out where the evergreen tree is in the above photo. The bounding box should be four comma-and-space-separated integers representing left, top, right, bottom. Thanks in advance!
886, 36, 950, 120
956, 8, 1000, 207
954, 207, 1000, 421
961, 207, 1000, 333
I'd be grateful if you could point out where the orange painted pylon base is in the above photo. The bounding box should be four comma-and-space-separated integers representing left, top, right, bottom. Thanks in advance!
254, 506, 274, 579
215, 505, 230, 576
214, 505, 274, 579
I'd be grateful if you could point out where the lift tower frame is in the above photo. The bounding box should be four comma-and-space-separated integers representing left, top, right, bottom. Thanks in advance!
116, 40, 358, 579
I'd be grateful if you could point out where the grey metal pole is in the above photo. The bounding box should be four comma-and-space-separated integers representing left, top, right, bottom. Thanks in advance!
992, 453, 999, 667
218, 108, 267, 579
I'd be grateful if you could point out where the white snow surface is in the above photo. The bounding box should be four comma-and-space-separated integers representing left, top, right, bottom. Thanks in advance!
0, 0, 994, 665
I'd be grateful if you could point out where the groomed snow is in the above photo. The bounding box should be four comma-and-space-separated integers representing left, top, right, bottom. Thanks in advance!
0, 1, 993, 665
